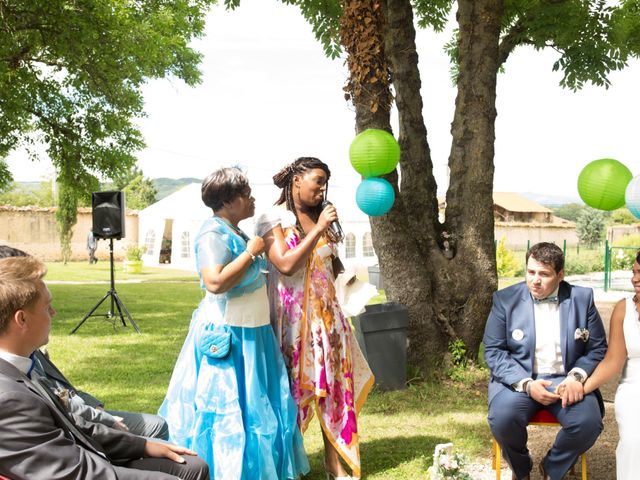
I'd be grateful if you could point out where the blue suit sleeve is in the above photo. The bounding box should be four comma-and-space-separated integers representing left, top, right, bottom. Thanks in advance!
483, 291, 529, 387
573, 289, 607, 375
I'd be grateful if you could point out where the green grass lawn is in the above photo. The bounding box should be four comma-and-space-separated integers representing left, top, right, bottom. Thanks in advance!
45, 281, 491, 479
46, 260, 198, 283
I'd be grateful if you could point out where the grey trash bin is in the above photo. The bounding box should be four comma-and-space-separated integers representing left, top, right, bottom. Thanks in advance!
352, 302, 409, 391
367, 265, 384, 290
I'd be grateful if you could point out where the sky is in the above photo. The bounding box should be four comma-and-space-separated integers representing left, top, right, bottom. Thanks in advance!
6, 0, 640, 198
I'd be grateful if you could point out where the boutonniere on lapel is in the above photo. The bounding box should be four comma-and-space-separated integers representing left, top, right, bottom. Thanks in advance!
574, 328, 590, 343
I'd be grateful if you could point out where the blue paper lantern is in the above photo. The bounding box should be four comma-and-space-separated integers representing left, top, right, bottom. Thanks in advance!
349, 129, 400, 178
356, 178, 395, 216
625, 175, 640, 219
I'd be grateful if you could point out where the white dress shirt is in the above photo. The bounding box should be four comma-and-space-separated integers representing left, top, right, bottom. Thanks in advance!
0, 349, 32, 375
513, 287, 588, 392
533, 292, 564, 375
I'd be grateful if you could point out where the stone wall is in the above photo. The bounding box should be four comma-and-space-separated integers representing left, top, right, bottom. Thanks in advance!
607, 224, 640, 244
495, 222, 578, 249
0, 206, 138, 261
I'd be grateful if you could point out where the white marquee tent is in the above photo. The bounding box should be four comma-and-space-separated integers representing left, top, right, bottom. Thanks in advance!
138, 181, 379, 272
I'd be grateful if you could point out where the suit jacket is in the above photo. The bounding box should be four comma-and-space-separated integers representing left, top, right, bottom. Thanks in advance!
33, 349, 103, 408
0, 357, 146, 480
483, 281, 607, 408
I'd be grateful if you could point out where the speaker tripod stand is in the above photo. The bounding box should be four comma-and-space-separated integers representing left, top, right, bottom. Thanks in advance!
70, 238, 141, 334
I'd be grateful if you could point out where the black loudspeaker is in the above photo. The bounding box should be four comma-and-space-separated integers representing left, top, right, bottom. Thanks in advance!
92, 191, 126, 239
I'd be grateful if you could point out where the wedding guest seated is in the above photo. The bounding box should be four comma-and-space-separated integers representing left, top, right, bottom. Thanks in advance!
0, 244, 168, 439
483, 242, 607, 480
0, 255, 209, 480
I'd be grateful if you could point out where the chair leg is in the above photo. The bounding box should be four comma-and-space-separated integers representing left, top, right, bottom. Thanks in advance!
492, 438, 496, 469
492, 438, 501, 480
581, 453, 587, 480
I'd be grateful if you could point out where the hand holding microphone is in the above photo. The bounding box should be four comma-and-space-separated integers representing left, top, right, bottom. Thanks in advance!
320, 200, 343, 237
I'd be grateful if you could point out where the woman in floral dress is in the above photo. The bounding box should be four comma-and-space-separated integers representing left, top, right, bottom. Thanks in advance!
256, 157, 374, 480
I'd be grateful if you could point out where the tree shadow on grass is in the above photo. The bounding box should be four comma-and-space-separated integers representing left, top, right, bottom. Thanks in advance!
303, 434, 447, 479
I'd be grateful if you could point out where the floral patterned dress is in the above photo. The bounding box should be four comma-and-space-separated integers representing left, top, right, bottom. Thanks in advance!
256, 209, 374, 478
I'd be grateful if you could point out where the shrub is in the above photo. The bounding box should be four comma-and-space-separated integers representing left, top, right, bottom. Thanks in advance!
496, 237, 521, 277
125, 244, 147, 261
564, 250, 604, 275
610, 235, 640, 270
576, 208, 606, 246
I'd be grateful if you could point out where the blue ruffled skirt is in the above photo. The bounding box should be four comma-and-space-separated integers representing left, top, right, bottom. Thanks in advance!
159, 309, 309, 480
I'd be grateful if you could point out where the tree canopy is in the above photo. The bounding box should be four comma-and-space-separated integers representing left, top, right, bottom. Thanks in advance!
0, 0, 215, 259
280, 0, 640, 366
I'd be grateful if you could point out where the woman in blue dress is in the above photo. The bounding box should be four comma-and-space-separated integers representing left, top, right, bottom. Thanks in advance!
159, 167, 309, 480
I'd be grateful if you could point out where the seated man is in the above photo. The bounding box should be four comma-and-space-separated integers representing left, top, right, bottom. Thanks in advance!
0, 244, 168, 439
0, 255, 209, 480
483, 242, 607, 480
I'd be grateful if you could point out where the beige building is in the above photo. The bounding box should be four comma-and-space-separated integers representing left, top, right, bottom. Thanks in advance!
492, 193, 577, 248
439, 192, 578, 249
493, 192, 555, 223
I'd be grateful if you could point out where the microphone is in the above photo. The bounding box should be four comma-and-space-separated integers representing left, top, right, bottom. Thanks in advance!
321, 200, 344, 237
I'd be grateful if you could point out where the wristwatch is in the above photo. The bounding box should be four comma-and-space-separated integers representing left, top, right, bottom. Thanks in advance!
568, 371, 585, 384
524, 380, 533, 397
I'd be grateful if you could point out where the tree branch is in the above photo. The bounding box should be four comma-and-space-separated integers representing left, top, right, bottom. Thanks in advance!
26, 107, 79, 141
497, 20, 527, 66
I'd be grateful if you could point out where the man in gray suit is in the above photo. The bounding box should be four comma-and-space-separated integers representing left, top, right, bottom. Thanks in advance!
0, 244, 168, 439
0, 255, 209, 480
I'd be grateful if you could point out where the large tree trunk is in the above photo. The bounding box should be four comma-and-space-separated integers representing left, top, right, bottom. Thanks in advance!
340, 0, 502, 369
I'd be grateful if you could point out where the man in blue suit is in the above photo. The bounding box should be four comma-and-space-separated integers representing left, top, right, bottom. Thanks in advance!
484, 242, 607, 480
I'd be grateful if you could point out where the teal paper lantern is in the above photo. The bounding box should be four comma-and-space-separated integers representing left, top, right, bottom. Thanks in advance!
625, 175, 640, 219
577, 158, 632, 211
356, 178, 395, 216
349, 129, 400, 178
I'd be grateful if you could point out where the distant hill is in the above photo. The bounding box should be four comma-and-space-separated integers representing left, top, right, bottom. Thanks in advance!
12, 181, 45, 191
9, 180, 585, 209
153, 177, 201, 201
519, 192, 583, 207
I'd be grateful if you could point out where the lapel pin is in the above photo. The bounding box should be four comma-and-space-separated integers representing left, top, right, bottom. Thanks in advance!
512, 329, 524, 341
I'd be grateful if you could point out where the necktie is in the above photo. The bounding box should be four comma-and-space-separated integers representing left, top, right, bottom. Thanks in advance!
534, 295, 558, 304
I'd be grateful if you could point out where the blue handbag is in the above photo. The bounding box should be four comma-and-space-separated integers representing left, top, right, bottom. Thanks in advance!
198, 324, 232, 359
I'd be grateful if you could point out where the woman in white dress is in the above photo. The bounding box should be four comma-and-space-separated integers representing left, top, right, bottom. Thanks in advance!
583, 251, 640, 479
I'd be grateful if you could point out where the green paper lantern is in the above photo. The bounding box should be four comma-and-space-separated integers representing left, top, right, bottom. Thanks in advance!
577, 158, 632, 211
349, 129, 400, 178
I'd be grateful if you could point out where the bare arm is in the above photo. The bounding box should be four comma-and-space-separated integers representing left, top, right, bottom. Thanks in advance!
583, 299, 628, 394
201, 236, 265, 294
262, 205, 336, 276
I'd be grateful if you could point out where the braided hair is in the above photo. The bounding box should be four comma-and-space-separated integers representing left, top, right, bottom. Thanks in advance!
272, 157, 343, 243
